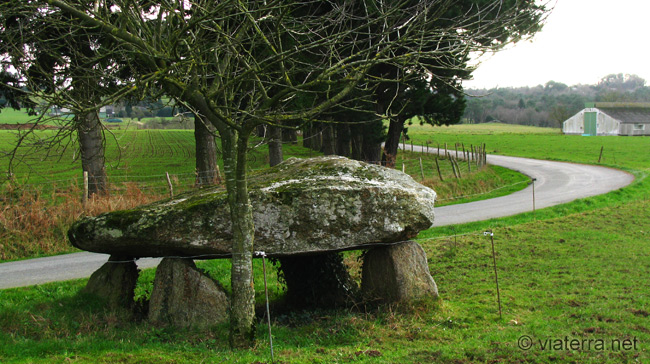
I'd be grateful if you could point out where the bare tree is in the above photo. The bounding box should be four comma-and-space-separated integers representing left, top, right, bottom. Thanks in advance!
2, 0, 549, 347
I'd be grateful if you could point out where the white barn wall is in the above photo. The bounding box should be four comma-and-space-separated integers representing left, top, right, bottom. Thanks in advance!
596, 111, 620, 135
562, 108, 621, 135
562, 109, 586, 134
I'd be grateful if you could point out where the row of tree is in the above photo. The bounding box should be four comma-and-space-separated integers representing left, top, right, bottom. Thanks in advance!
463, 73, 650, 127
1, 0, 548, 347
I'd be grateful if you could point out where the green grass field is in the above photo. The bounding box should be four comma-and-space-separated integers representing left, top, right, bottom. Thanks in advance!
1, 123, 649, 363
0, 109, 34, 124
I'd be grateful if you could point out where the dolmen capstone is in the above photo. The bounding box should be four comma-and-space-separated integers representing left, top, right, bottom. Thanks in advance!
70, 156, 438, 328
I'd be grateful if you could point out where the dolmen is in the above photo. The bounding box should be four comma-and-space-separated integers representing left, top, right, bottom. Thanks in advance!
69, 156, 438, 328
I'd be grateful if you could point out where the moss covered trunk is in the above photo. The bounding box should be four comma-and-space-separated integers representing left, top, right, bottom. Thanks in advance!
194, 116, 218, 186
222, 129, 256, 348
77, 110, 107, 196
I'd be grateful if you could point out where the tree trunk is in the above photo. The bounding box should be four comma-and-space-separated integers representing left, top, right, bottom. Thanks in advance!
268, 125, 283, 167
381, 119, 405, 168
311, 122, 322, 151
302, 123, 313, 150
361, 120, 383, 164
77, 111, 107, 196
362, 134, 381, 164
194, 117, 218, 186
282, 128, 297, 144
222, 129, 256, 348
321, 124, 335, 155
350, 124, 363, 161
335, 123, 351, 157
255, 124, 266, 138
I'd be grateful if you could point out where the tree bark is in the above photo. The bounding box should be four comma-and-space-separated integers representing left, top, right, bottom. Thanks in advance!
360, 120, 383, 164
194, 117, 218, 186
77, 110, 107, 196
381, 119, 405, 168
302, 123, 313, 150
222, 129, 256, 349
362, 134, 382, 164
321, 124, 335, 155
268, 125, 283, 167
350, 124, 363, 161
335, 123, 351, 157
282, 128, 297, 144
310, 122, 322, 152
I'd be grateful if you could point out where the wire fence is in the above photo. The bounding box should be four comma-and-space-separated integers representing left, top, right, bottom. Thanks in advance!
0, 160, 527, 208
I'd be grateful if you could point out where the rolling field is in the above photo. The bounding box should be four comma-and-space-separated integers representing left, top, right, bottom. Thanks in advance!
1, 123, 649, 363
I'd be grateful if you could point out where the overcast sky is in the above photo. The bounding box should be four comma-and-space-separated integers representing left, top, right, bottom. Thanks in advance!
464, 0, 650, 89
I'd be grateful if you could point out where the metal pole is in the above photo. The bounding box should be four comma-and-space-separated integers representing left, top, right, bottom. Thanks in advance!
260, 252, 274, 363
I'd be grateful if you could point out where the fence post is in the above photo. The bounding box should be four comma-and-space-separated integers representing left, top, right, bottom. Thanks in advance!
598, 146, 604, 163
486, 231, 502, 320
532, 178, 537, 219
483, 143, 487, 166
82, 171, 89, 207
453, 157, 462, 179
435, 158, 444, 181
166, 172, 174, 199
419, 158, 425, 181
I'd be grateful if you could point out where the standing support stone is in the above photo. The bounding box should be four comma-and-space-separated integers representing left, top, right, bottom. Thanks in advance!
362, 242, 438, 303
83, 255, 139, 310
149, 258, 229, 329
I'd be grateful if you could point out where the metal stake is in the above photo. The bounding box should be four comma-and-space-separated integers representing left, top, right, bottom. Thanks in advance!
259, 252, 274, 363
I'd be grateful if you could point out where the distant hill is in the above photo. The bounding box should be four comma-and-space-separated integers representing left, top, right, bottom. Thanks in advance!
463, 73, 650, 128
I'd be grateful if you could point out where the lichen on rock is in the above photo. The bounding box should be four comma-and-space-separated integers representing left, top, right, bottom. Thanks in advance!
68, 156, 436, 258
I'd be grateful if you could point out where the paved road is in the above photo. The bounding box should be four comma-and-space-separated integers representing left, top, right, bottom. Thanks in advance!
0, 153, 634, 289
433, 153, 634, 226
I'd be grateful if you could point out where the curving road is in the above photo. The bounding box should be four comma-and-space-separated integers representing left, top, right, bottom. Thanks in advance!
0, 154, 634, 289
434, 153, 634, 226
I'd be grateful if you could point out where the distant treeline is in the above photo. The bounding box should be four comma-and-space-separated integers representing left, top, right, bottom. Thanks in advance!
463, 73, 650, 127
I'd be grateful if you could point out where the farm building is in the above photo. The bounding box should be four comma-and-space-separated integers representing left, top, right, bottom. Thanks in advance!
562, 102, 650, 136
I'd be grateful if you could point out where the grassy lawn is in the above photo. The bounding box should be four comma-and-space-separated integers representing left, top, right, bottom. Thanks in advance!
0, 109, 34, 124
1, 123, 649, 363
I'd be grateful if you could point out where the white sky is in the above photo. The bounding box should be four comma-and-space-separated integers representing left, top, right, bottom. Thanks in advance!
464, 0, 650, 89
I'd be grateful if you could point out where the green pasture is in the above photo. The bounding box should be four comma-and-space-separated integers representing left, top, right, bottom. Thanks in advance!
1, 122, 649, 363
406, 122, 649, 170
0, 108, 33, 124
0, 127, 525, 201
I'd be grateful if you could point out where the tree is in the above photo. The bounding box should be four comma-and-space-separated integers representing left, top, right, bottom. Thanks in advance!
2, 0, 549, 347
376, 0, 548, 166
194, 115, 219, 186
0, 2, 130, 195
